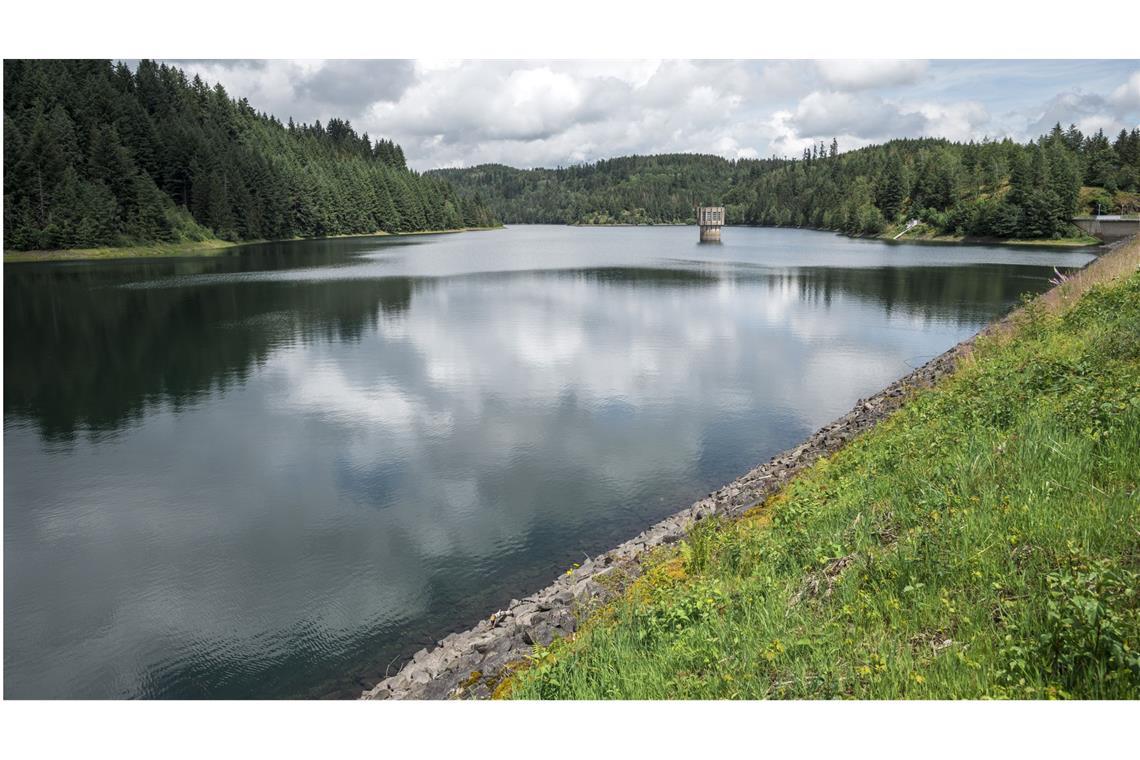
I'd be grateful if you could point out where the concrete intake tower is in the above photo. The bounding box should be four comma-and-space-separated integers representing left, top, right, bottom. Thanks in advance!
697, 206, 724, 242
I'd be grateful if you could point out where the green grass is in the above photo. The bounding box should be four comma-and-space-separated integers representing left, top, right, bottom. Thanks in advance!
881, 221, 1101, 248
3, 238, 241, 263
3, 226, 502, 263
507, 269, 1140, 700
984, 235, 1103, 247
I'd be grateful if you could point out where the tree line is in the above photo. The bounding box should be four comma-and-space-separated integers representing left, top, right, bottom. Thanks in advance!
736, 126, 1139, 239
430, 154, 785, 226
3, 60, 497, 251
436, 128, 1140, 240
7, 59, 1136, 248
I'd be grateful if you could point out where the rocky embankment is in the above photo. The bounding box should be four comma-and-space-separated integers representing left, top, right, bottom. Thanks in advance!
362, 339, 984, 700
362, 238, 1130, 701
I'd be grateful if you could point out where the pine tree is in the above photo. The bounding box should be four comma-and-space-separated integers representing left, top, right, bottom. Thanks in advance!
1082, 129, 1117, 188
2, 60, 495, 250
875, 153, 907, 220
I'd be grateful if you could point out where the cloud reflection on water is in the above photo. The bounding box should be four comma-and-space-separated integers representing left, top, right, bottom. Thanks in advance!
2, 226, 1096, 697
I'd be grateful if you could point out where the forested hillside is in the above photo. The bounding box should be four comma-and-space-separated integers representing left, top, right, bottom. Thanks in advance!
430, 154, 786, 225
3, 60, 497, 252
7, 59, 1135, 249
437, 130, 1140, 240
736, 128, 1140, 239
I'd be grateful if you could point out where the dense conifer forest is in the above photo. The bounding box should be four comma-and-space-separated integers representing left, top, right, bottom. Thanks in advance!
430, 154, 785, 225
3, 60, 497, 251
435, 130, 1140, 240
6, 59, 1137, 249
736, 129, 1139, 238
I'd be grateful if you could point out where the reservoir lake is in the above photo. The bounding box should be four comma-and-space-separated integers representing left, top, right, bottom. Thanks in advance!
3, 225, 1096, 698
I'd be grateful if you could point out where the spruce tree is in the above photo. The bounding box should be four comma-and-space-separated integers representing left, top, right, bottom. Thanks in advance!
875, 153, 907, 220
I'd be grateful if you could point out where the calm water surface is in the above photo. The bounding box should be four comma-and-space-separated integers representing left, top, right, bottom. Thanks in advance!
3, 225, 1096, 698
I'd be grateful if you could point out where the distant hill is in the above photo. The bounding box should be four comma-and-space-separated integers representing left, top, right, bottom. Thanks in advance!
429, 154, 787, 225
9, 59, 1135, 250
434, 129, 1140, 240
736, 131, 1138, 239
3, 60, 497, 252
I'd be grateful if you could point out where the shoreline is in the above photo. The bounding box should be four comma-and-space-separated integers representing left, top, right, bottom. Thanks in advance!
360, 234, 1133, 701
2, 226, 503, 264
480, 221, 1102, 249
362, 337, 973, 699
7, 223, 1097, 265
574, 222, 1101, 248
874, 228, 1101, 249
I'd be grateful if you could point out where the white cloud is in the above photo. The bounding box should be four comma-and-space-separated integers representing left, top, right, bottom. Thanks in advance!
775, 90, 990, 149
1075, 114, 1126, 138
790, 90, 924, 138
166, 59, 412, 126
815, 59, 928, 90
358, 59, 772, 167
159, 59, 1140, 168
1026, 89, 1111, 135
911, 100, 990, 141
1110, 70, 1140, 111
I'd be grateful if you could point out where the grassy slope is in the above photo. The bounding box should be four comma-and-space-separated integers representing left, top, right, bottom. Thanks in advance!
2, 239, 241, 263
880, 186, 1139, 246
2, 226, 502, 263
507, 242, 1140, 700
880, 221, 1101, 248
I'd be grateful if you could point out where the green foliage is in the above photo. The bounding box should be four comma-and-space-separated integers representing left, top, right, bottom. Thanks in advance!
430, 154, 785, 225
743, 133, 1108, 240
631, 579, 730, 647
996, 548, 1139, 699
507, 271, 1140, 699
439, 126, 1139, 241
3, 60, 496, 251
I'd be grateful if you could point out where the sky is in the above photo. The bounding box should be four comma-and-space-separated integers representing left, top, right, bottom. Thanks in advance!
161, 59, 1140, 171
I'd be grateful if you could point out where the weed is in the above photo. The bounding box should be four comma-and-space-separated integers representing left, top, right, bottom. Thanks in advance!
505, 266, 1140, 700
